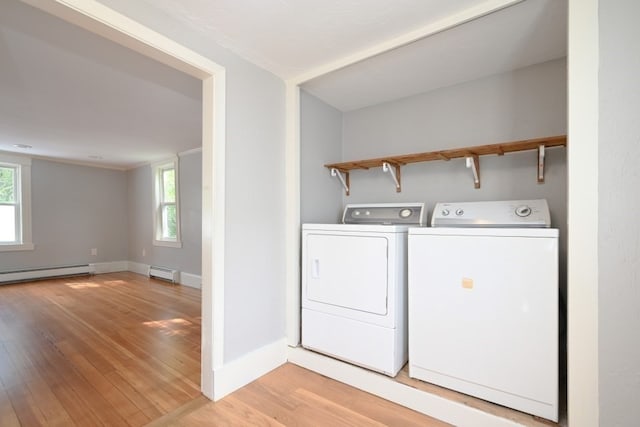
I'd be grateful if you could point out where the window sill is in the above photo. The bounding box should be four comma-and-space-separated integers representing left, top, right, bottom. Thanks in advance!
153, 240, 183, 248
0, 243, 35, 252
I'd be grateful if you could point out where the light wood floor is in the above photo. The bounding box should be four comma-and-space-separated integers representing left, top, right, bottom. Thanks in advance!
150, 363, 449, 427
0, 273, 447, 426
0, 272, 201, 426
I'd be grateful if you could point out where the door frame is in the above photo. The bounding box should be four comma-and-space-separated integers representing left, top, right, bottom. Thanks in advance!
22, 0, 226, 399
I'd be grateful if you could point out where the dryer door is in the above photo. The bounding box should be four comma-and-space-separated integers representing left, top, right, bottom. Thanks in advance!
303, 233, 388, 317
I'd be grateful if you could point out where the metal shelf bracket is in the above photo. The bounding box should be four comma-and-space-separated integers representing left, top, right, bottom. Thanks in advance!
537, 145, 545, 183
382, 162, 402, 192
330, 168, 350, 196
466, 155, 480, 189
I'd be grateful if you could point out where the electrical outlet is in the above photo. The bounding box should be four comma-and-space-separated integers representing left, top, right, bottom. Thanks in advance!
91, 248, 98, 256
142, 248, 146, 257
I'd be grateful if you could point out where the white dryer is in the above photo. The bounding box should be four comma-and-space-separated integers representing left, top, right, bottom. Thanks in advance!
302, 203, 425, 376
408, 199, 559, 421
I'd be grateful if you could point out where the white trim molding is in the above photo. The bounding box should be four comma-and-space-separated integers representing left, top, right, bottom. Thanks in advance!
213, 339, 287, 401
567, 0, 599, 425
284, 83, 301, 346
289, 0, 523, 85
179, 272, 201, 289
151, 157, 182, 248
90, 261, 128, 274
288, 347, 524, 427
203, 72, 228, 386
0, 243, 35, 252
178, 147, 203, 158
0, 152, 33, 251
127, 261, 149, 276
126, 261, 201, 288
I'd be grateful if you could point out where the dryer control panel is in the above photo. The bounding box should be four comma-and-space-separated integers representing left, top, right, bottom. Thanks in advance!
343, 203, 426, 226
431, 199, 551, 228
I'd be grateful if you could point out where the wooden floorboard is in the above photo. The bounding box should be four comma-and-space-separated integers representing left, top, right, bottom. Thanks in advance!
0, 272, 201, 427
0, 272, 449, 426
157, 363, 450, 427
0, 271, 557, 426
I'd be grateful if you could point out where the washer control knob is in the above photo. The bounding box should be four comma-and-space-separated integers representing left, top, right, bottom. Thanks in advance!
441, 209, 450, 216
365, 210, 370, 216
515, 205, 532, 217
399, 208, 412, 218
455, 209, 464, 216
353, 210, 360, 216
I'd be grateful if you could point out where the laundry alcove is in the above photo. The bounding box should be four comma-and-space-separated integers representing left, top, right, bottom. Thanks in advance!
292, 0, 568, 425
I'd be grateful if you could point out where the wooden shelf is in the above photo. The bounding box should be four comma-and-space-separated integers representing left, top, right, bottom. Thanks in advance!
324, 135, 567, 194
325, 135, 566, 171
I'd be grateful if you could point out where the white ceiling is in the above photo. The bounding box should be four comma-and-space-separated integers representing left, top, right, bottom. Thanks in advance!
0, 0, 202, 170
102, 0, 509, 79
302, 0, 567, 111
0, 0, 567, 168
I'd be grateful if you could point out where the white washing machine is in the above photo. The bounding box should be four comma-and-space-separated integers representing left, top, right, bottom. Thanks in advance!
408, 199, 559, 421
302, 203, 426, 376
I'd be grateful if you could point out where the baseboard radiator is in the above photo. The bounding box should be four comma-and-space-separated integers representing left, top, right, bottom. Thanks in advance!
0, 264, 96, 284
148, 265, 179, 283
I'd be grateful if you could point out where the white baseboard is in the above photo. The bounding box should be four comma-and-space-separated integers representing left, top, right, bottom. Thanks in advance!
287, 347, 524, 427
127, 261, 201, 288
1, 264, 94, 283
127, 261, 149, 276
90, 261, 128, 274
180, 272, 201, 289
212, 338, 287, 401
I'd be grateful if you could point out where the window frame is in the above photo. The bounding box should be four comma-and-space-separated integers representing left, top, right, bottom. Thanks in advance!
152, 157, 182, 248
0, 153, 33, 252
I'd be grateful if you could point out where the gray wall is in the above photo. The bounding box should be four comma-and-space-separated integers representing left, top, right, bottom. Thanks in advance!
96, 0, 287, 363
127, 151, 202, 276
341, 58, 566, 205
223, 67, 285, 362
598, 0, 640, 424
299, 59, 567, 290
0, 159, 128, 270
340, 58, 567, 293
0, 153, 202, 276
300, 90, 343, 224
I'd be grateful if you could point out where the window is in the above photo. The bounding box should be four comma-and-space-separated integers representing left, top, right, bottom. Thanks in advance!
152, 158, 181, 247
0, 154, 33, 251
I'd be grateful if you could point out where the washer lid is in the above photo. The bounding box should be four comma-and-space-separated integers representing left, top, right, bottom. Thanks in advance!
342, 202, 426, 225
431, 199, 551, 228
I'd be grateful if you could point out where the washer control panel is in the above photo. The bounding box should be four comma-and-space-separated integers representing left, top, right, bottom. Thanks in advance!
343, 203, 426, 225
431, 199, 551, 228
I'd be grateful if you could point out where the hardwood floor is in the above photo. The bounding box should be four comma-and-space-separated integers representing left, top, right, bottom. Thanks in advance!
0, 272, 556, 426
0, 272, 447, 427
0, 272, 201, 426
150, 363, 449, 427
